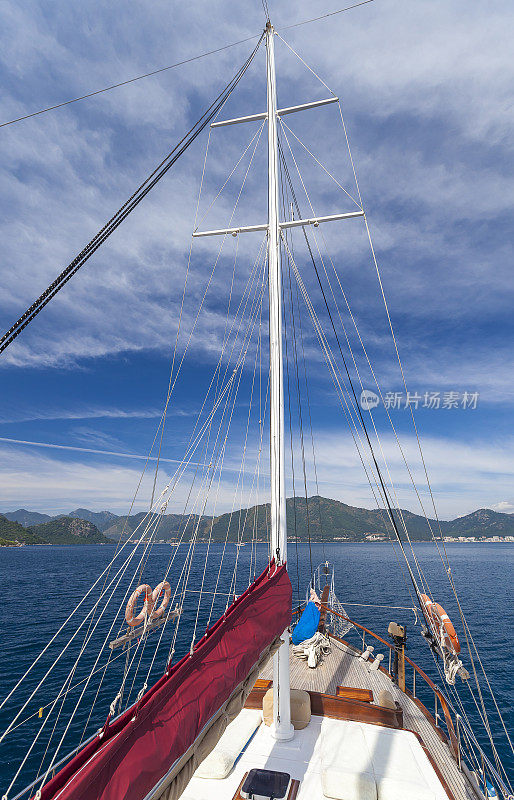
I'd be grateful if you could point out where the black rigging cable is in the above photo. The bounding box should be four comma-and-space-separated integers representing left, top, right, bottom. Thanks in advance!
0, 35, 264, 356
277, 137, 426, 611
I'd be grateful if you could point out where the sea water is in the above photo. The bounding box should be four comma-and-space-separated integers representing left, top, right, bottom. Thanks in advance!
0, 542, 512, 793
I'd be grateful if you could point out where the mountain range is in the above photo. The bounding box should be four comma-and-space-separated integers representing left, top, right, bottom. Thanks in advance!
1, 498, 514, 546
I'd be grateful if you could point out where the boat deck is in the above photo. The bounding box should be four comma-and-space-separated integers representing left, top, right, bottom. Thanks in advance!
185, 713, 450, 800
259, 637, 479, 800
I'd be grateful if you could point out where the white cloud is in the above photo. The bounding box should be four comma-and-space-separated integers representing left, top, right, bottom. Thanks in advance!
0, 405, 163, 424
491, 501, 514, 514
304, 429, 514, 519
0, 0, 513, 374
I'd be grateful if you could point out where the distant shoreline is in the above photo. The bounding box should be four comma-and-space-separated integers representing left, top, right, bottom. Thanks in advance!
3, 539, 514, 548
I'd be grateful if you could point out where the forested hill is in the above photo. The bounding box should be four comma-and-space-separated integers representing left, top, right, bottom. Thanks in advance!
0, 515, 109, 546
3, 498, 514, 545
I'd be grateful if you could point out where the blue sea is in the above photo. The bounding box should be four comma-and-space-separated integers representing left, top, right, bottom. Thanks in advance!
0, 542, 512, 796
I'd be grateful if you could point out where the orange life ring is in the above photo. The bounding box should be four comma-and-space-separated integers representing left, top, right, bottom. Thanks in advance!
125, 584, 154, 627
421, 593, 460, 655
150, 581, 171, 619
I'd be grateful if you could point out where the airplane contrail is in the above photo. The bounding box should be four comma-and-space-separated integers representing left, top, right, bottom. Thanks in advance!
0, 436, 205, 466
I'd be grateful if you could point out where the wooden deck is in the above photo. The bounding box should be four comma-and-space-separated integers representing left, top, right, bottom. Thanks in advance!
259, 636, 481, 800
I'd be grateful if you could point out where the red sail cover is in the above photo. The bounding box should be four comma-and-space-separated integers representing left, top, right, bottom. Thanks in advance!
38, 562, 291, 800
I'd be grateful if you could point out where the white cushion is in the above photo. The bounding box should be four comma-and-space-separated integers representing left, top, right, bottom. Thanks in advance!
322, 770, 377, 800
321, 720, 447, 800
195, 709, 261, 780
321, 720, 377, 800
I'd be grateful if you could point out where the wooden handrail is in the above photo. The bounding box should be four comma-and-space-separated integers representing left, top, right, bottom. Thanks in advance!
321, 604, 459, 758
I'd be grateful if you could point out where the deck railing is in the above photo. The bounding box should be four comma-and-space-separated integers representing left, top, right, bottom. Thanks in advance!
321, 605, 513, 800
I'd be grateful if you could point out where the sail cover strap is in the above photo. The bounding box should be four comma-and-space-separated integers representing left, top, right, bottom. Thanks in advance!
36, 562, 291, 800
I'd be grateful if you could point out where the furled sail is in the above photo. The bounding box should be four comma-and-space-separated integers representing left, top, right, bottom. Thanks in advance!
36, 562, 291, 800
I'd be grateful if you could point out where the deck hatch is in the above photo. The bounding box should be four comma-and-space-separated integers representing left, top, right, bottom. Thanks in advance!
241, 769, 291, 800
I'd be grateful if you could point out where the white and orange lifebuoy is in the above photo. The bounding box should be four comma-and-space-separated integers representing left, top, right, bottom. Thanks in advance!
125, 584, 154, 627
421, 593, 460, 655
150, 581, 171, 620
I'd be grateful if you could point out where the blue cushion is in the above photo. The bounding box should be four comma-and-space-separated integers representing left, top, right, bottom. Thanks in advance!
292, 602, 320, 645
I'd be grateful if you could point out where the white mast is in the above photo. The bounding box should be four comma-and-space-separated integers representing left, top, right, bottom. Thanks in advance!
266, 21, 294, 742
192, 23, 363, 741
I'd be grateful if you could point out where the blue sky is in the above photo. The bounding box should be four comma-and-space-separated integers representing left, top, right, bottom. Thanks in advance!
0, 0, 513, 519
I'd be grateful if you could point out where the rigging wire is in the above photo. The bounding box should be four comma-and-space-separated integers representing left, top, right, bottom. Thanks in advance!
282, 100, 447, 594
145, 119, 215, 522
135, 108, 266, 599
4, 112, 271, 760
191, 238, 243, 629
248, 293, 268, 586
141, 242, 269, 685
227, 332, 268, 602
278, 160, 301, 600
3, 234, 269, 785
280, 130, 416, 607
279, 108, 511, 778
293, 250, 327, 565
277, 31, 512, 770
208, 268, 267, 621
0, 644, 138, 741
207, 330, 269, 627
274, 34, 437, 607
206, 254, 269, 625
281, 233, 426, 610
276, 139, 426, 611
134, 234, 264, 680
279, 26, 507, 718
45, 247, 269, 778
0, 36, 264, 356
6, 236, 268, 788
282, 250, 302, 605
286, 241, 314, 579
278, 148, 314, 581
5, 528, 159, 795
260, 0, 271, 24
134, 328, 248, 703
279, 122, 433, 599
283, 191, 328, 564
0, 38, 261, 128
329, 93, 514, 761
280, 229, 419, 612
131, 133, 216, 598
0, 1, 377, 129
280, 0, 376, 31
165, 263, 269, 668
